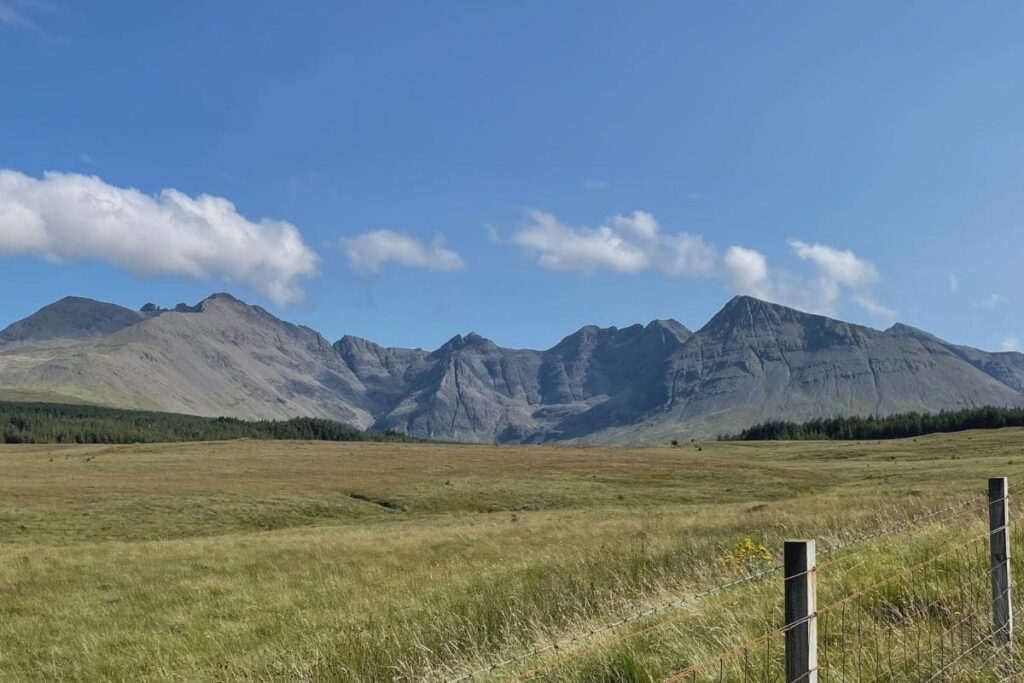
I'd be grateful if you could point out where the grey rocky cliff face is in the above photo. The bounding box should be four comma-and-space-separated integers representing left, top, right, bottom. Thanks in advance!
1, 293, 1021, 443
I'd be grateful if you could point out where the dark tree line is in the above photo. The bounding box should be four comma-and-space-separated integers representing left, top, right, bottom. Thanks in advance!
0, 402, 414, 445
721, 405, 1024, 441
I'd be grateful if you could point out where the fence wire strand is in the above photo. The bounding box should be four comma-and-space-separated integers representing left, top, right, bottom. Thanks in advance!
445, 488, 1018, 682
658, 492, 1019, 683
444, 563, 785, 682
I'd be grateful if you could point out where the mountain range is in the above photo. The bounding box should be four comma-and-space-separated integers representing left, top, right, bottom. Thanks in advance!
1, 292, 1022, 443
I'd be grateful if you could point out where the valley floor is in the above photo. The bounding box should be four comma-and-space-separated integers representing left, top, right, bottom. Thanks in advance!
3, 432, 1024, 681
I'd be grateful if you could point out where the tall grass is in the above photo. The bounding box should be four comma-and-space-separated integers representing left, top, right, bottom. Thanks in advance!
2, 431, 1024, 680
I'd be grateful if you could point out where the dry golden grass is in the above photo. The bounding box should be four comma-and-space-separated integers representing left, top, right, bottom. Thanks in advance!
2, 430, 1024, 681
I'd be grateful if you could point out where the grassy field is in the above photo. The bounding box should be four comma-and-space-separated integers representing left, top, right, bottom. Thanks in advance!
3, 431, 1024, 681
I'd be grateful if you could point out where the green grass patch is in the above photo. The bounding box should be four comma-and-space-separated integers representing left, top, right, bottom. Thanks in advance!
3, 430, 1024, 680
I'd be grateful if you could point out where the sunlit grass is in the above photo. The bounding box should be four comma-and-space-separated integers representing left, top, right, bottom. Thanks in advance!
2, 430, 1024, 680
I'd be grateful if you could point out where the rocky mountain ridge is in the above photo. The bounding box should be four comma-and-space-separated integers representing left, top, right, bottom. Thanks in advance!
1, 292, 1021, 443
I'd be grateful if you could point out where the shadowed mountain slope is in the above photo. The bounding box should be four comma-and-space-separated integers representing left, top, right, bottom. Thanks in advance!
1, 293, 1021, 443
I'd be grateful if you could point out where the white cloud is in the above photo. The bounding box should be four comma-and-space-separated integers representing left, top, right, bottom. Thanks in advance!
0, 169, 319, 305
512, 211, 649, 274
789, 240, 879, 287
660, 232, 718, 278
949, 274, 959, 292
512, 210, 716, 277
787, 240, 893, 319
852, 295, 897, 320
723, 246, 771, 300
609, 211, 660, 242
721, 243, 893, 318
340, 230, 464, 275
1000, 336, 1020, 352
507, 209, 894, 320
976, 294, 1008, 309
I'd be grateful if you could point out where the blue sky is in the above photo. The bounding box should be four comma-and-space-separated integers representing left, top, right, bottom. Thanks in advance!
1, 2, 1023, 352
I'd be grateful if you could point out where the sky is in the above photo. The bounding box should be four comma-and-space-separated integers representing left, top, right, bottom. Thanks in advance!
1, 2, 1023, 352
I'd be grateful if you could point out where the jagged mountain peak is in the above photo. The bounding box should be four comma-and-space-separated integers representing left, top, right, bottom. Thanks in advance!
187, 293, 327, 339
558, 324, 604, 341
204, 292, 241, 303
647, 317, 685, 330
645, 318, 692, 341
336, 334, 381, 353
699, 295, 858, 338
885, 322, 942, 342
3, 291, 1024, 444
886, 322, 919, 335
724, 294, 775, 309
335, 334, 425, 360
551, 322, 645, 351
135, 293, 251, 317
435, 332, 498, 354
712, 294, 803, 320
197, 292, 263, 314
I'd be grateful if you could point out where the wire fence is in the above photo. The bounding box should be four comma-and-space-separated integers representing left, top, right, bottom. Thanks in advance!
444, 562, 785, 683
660, 482, 1021, 682
662, 531, 999, 681
443, 480, 1024, 682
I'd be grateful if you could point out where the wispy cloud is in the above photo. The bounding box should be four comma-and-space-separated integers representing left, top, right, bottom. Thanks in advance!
339, 230, 464, 276
0, 0, 47, 31
949, 274, 959, 292
786, 240, 894, 319
0, 1, 35, 29
853, 295, 897, 319
582, 178, 611, 191
975, 294, 1008, 309
0, 169, 319, 305
508, 209, 894, 320
484, 223, 503, 244
1000, 335, 1020, 352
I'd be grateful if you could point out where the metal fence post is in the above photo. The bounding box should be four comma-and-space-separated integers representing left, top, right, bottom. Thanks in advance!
785, 539, 818, 682
989, 477, 1013, 644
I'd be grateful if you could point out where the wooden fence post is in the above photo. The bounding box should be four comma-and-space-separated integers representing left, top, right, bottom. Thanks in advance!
785, 539, 817, 683
989, 477, 1013, 644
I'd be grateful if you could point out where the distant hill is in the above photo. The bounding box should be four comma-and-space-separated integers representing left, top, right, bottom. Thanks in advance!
2, 292, 1023, 443
0, 293, 371, 426
0, 296, 151, 347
